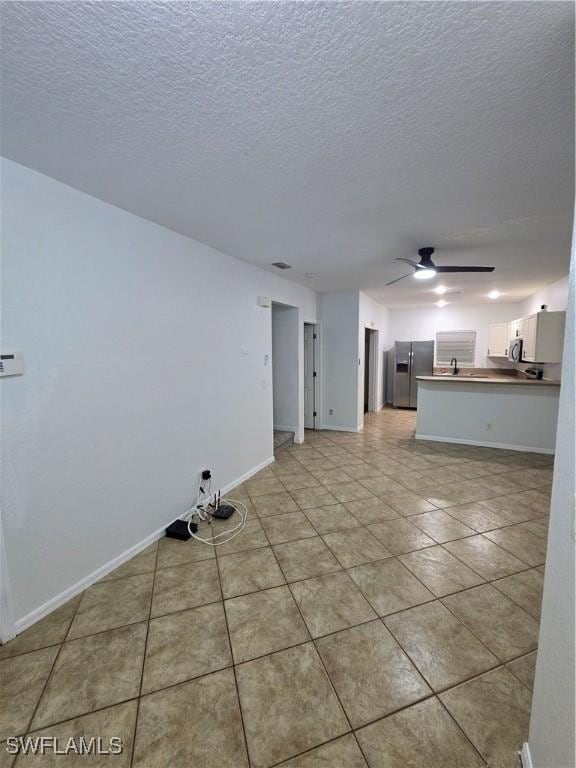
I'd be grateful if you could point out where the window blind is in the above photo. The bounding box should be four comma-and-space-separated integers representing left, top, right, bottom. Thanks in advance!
435, 331, 476, 366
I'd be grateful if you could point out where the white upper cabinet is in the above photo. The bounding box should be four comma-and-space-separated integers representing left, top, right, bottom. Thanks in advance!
487, 323, 509, 357
522, 311, 566, 363
508, 317, 525, 340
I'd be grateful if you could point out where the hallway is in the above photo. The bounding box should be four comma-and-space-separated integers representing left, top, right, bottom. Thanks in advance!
1, 408, 550, 767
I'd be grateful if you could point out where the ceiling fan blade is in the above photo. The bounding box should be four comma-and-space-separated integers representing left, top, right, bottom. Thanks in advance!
385, 273, 413, 286
435, 266, 495, 273
395, 257, 421, 268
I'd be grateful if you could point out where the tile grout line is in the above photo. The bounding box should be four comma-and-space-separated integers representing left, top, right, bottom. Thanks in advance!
214, 539, 253, 768
435, 535, 541, 579
375, 548, 539, 677
3, 543, 542, 663
267, 542, 358, 762
129, 540, 160, 768
5, 612, 540, 742
15, 585, 86, 738
435, 694, 490, 766
2, 536, 542, 661
8, 575, 540, 747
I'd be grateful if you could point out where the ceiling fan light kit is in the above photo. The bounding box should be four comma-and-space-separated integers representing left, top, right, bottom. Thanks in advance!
386, 247, 496, 286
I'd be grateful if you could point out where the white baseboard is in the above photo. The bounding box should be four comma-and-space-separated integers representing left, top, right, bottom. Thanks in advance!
11, 455, 275, 638
319, 424, 360, 433
415, 433, 555, 455
520, 742, 533, 768
221, 456, 274, 491
14, 525, 167, 636
273, 425, 297, 434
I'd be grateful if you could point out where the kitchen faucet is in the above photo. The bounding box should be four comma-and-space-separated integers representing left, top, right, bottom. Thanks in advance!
450, 357, 460, 375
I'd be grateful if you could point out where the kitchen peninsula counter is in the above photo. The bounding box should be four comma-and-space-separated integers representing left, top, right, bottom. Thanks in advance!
415, 376, 561, 454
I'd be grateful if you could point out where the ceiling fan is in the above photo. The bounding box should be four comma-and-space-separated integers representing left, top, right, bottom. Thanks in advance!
386, 247, 495, 286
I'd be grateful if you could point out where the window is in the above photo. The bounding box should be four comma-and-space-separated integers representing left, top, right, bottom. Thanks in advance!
435, 331, 476, 367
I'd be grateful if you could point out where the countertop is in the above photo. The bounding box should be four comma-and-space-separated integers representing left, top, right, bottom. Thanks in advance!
416, 375, 560, 386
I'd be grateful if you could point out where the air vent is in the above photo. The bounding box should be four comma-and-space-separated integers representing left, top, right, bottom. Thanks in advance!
271, 262, 292, 270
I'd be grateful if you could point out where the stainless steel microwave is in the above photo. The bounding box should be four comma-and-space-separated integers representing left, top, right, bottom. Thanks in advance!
509, 337, 523, 362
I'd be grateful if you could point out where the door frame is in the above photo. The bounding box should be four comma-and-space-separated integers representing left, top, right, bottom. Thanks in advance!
271, 301, 300, 439
365, 328, 379, 413
0, 511, 15, 643
303, 322, 320, 430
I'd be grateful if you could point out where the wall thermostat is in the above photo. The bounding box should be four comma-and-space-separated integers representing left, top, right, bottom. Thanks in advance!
0, 353, 24, 377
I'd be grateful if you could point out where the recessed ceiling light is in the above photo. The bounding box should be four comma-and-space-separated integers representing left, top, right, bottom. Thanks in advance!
436, 299, 447, 307
488, 290, 501, 299
414, 269, 436, 281
434, 285, 447, 295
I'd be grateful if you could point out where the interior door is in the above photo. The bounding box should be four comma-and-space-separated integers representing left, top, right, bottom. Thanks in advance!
304, 324, 316, 429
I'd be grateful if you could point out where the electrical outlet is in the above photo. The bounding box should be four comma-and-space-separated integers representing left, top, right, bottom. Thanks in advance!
329, 408, 334, 415
485, 422, 493, 431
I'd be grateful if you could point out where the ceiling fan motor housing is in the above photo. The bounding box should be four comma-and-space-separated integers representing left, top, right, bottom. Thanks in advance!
418, 247, 435, 264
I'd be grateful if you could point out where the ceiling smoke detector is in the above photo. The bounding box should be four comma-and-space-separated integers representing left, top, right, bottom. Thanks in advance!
271, 262, 292, 270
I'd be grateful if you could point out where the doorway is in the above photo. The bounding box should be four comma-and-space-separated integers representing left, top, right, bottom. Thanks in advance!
271, 303, 299, 448
364, 328, 378, 413
304, 323, 318, 429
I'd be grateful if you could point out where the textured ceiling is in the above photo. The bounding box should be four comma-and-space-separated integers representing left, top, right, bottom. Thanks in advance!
1, 1, 574, 306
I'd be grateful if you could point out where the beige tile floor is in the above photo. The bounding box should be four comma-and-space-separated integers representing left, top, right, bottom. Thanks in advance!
1, 408, 551, 767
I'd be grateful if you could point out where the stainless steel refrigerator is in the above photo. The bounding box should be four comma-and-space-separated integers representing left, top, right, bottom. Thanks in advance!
389, 340, 434, 409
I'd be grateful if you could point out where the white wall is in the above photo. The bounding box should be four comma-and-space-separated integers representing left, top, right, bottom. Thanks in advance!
1, 159, 317, 631
520, 275, 570, 316
527, 248, 575, 766
387, 303, 523, 368
318, 291, 388, 432
358, 293, 389, 427
271, 304, 299, 432
318, 292, 360, 431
